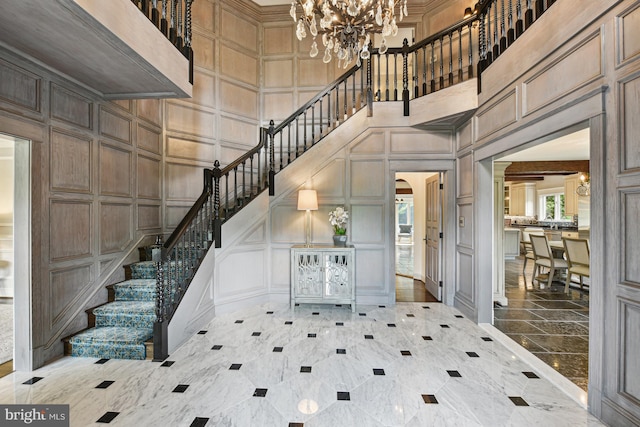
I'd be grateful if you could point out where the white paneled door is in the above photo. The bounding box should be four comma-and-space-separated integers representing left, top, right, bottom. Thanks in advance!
425, 174, 442, 301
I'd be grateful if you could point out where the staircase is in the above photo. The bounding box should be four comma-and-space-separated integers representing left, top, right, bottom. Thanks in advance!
61, 0, 554, 361
64, 258, 158, 360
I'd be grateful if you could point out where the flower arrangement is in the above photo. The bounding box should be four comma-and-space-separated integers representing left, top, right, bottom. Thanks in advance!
329, 206, 349, 235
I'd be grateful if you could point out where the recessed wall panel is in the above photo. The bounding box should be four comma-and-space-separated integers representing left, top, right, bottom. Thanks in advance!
457, 203, 473, 248
221, 10, 257, 52
355, 249, 386, 294
137, 155, 161, 199
218, 250, 265, 298
166, 205, 191, 228
193, 33, 215, 70
219, 81, 258, 119
350, 132, 385, 154
456, 251, 474, 300
137, 99, 161, 126
457, 153, 473, 198
351, 205, 384, 244
351, 160, 384, 198
137, 123, 161, 154
49, 201, 92, 261
620, 298, 640, 401
138, 204, 161, 229
264, 59, 293, 88
220, 116, 258, 146
311, 159, 345, 199
523, 34, 602, 115
100, 203, 133, 254
271, 248, 292, 291
166, 162, 205, 201
189, 71, 215, 108
264, 92, 294, 121
623, 192, 640, 284
271, 205, 303, 243
0, 59, 40, 112
166, 102, 215, 138
50, 129, 92, 193
100, 143, 132, 197
476, 89, 517, 141
619, 4, 640, 64
264, 26, 293, 54
99, 107, 131, 144
390, 131, 452, 154
193, 0, 214, 31
221, 44, 257, 86
298, 59, 331, 86
50, 264, 93, 325
167, 136, 216, 163
50, 84, 92, 129
621, 75, 640, 171
457, 120, 472, 151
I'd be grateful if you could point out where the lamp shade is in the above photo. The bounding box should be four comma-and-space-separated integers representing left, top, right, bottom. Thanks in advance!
297, 189, 318, 211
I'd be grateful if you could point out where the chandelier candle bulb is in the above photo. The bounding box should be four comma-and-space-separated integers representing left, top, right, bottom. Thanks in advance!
291, 0, 408, 65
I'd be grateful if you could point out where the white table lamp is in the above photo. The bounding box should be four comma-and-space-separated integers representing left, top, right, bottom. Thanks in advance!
297, 189, 318, 247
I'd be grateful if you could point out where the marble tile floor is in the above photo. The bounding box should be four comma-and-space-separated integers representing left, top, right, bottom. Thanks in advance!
495, 256, 589, 391
0, 302, 604, 426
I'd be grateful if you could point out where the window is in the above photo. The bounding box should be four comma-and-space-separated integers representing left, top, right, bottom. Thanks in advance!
395, 198, 414, 227
539, 193, 569, 220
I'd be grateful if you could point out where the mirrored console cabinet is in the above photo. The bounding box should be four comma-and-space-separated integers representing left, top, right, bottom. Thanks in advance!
290, 245, 355, 312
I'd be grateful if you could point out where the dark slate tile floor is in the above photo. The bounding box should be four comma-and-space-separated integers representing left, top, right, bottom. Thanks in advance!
496, 255, 590, 391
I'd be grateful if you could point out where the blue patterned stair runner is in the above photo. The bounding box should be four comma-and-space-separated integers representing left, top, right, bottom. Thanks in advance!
69, 262, 157, 360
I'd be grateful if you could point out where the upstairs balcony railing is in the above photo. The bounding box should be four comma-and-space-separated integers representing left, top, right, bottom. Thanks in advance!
131, 0, 195, 83
152, 0, 557, 360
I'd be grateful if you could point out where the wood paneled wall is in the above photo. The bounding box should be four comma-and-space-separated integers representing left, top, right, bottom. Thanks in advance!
452, 0, 640, 425
0, 0, 268, 367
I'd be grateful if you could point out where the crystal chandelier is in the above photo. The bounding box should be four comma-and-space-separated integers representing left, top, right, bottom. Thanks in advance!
290, 0, 408, 67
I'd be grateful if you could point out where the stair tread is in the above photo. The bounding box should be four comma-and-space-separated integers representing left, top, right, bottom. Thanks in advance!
111, 279, 156, 301
93, 300, 155, 316
69, 326, 153, 344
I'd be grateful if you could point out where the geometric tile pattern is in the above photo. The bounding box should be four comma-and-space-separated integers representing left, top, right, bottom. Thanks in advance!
4, 302, 604, 426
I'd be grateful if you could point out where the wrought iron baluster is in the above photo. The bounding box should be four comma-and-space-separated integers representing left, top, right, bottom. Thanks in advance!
458, 28, 463, 83
303, 110, 307, 151
421, 47, 427, 95
319, 98, 323, 138
448, 32, 454, 86
385, 54, 389, 101
343, 80, 347, 120
486, 3, 493, 65
439, 38, 444, 89
351, 72, 356, 113
287, 123, 292, 165
430, 42, 436, 92
468, 23, 474, 78
311, 104, 315, 144
376, 54, 381, 101
413, 51, 418, 98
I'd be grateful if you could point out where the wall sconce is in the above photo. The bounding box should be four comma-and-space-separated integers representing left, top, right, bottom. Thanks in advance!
576, 172, 590, 196
297, 189, 318, 247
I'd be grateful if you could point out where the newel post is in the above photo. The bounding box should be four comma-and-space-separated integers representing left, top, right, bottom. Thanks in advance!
153, 235, 169, 361
402, 38, 410, 116
268, 120, 275, 196
212, 161, 222, 248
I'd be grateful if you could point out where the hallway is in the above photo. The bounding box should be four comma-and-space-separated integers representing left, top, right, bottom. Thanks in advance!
395, 244, 438, 303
